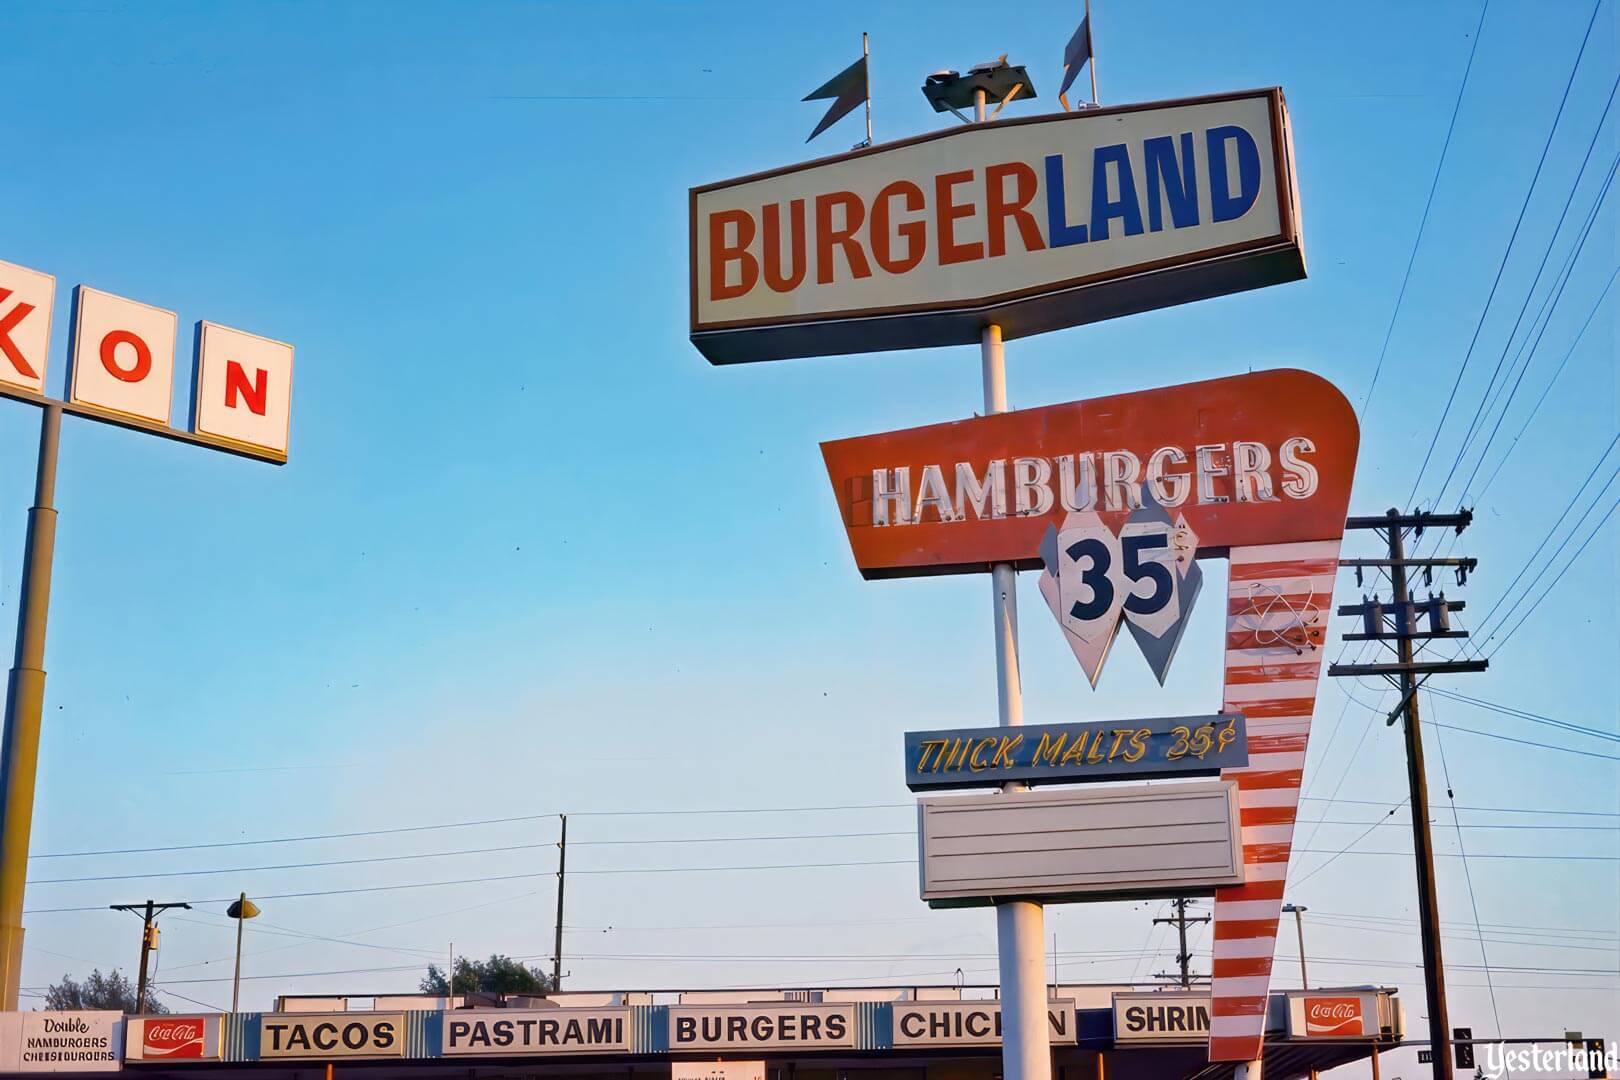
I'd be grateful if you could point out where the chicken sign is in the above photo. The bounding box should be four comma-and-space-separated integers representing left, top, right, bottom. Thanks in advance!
822, 369, 1361, 1064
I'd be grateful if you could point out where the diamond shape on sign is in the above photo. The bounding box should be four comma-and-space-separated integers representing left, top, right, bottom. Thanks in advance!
1055, 516, 1125, 643
1039, 522, 1061, 582
1127, 557, 1202, 685
1120, 495, 1182, 641
1039, 568, 1120, 687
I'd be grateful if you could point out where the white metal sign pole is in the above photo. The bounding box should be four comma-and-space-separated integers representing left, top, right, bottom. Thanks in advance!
976, 84, 1051, 1080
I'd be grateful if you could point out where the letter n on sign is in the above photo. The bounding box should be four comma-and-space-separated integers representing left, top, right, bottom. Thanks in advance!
191, 321, 294, 456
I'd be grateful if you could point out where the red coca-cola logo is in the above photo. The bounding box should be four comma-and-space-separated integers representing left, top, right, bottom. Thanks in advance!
1304, 997, 1363, 1036
144, 1019, 206, 1058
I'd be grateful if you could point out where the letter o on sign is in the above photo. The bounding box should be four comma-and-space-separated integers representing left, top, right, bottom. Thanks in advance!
99, 329, 152, 382
69, 285, 177, 424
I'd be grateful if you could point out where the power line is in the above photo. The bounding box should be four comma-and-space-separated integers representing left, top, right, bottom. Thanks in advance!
1430, 73, 1620, 508
31, 805, 912, 861
1337, 682, 1620, 759
1291, 800, 1408, 889
1358, 0, 1492, 419
1300, 795, 1617, 817
1487, 486, 1620, 654
1475, 264, 1620, 498
1297, 919, 1620, 954
1425, 686, 1619, 743
1298, 818, 1612, 832
1308, 911, 1619, 941
29, 830, 914, 886
1467, 435, 1619, 640
1429, 698, 1506, 1043
29, 813, 565, 860
31, 840, 557, 886
23, 858, 915, 914
1297, 848, 1620, 861
1406, 0, 1605, 504
1450, 145, 1620, 504
576, 830, 912, 846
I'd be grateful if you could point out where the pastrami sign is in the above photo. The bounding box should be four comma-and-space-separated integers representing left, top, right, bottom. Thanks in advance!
820, 369, 1357, 579
691, 89, 1302, 363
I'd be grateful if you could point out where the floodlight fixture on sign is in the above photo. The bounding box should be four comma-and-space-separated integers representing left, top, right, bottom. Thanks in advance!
922, 56, 1036, 122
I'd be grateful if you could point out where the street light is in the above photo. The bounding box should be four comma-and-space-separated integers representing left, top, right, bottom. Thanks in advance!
1281, 904, 1309, 987
226, 893, 261, 1013
1282, 905, 1316, 1080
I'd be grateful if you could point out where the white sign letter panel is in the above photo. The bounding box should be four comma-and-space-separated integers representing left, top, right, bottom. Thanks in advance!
193, 321, 294, 455
70, 285, 177, 423
0, 259, 55, 394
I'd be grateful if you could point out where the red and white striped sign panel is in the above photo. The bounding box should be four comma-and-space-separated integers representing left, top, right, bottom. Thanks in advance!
1209, 540, 1341, 1063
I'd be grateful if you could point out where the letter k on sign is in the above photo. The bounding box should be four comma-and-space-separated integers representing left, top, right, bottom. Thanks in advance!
0, 260, 57, 393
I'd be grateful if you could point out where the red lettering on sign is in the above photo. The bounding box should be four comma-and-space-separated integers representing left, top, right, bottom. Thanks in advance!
985, 162, 1045, 258
100, 329, 152, 383
935, 169, 983, 266
762, 200, 807, 293
871, 180, 926, 275
815, 191, 871, 284
709, 209, 757, 301
225, 361, 268, 415
0, 289, 40, 379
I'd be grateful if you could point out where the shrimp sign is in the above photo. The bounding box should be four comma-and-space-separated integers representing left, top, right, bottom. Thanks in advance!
690, 89, 1302, 364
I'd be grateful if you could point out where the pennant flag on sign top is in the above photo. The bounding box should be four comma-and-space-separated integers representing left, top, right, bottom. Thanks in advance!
1057, 14, 1092, 102
803, 54, 868, 142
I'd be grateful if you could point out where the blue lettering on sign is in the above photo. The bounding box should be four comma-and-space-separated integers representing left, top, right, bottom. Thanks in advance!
1043, 154, 1089, 247
1206, 124, 1261, 222
1089, 143, 1144, 241
1038, 124, 1261, 251
1143, 132, 1200, 232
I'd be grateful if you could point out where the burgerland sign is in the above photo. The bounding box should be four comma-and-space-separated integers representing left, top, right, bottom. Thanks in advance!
690, 89, 1302, 363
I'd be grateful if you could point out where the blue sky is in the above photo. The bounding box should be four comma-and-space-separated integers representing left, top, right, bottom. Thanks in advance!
1, 0, 1615, 1072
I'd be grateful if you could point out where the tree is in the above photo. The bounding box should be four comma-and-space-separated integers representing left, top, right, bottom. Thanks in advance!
44, 969, 167, 1014
420, 955, 552, 996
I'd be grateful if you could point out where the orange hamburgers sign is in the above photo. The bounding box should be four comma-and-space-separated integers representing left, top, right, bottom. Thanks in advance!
820, 369, 1356, 578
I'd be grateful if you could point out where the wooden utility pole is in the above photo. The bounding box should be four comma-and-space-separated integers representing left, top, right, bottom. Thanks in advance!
109, 900, 190, 1014
1152, 898, 1209, 987
551, 814, 567, 990
1330, 509, 1486, 1080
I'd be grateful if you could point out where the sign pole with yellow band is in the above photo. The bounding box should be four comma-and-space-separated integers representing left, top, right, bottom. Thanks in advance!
0, 258, 292, 1010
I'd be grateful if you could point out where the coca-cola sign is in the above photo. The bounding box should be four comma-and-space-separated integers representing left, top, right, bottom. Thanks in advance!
1303, 996, 1365, 1037
144, 1020, 204, 1058
126, 1015, 220, 1062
